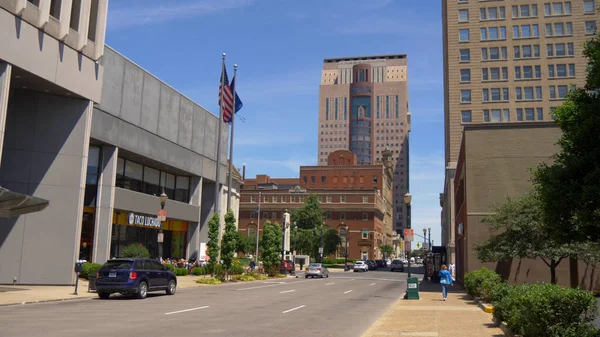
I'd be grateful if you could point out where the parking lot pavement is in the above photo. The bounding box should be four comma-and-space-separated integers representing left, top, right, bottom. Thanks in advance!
0, 270, 410, 337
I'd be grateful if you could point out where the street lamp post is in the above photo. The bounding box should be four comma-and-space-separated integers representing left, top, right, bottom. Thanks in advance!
319, 223, 324, 263
159, 191, 168, 261
293, 222, 297, 271
404, 192, 412, 279
428, 228, 432, 252
343, 225, 349, 271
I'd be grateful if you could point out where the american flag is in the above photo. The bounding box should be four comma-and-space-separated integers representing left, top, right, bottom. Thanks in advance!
218, 67, 234, 123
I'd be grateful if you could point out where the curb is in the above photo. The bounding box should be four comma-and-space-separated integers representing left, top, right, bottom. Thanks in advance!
478, 300, 494, 313
493, 317, 521, 337
0, 296, 94, 307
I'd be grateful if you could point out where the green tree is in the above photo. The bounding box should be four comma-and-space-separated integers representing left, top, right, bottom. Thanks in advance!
259, 220, 282, 275
220, 210, 237, 272
474, 192, 580, 284
234, 230, 251, 254
323, 227, 341, 257
411, 248, 425, 258
380, 244, 394, 259
533, 32, 600, 243
291, 194, 324, 229
206, 213, 220, 275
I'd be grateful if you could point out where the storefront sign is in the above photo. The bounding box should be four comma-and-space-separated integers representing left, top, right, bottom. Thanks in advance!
128, 212, 161, 228
358, 239, 372, 247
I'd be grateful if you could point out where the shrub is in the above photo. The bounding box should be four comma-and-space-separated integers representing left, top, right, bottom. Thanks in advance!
196, 278, 221, 285
191, 267, 207, 276
246, 272, 267, 280
173, 268, 188, 276
275, 274, 286, 278
229, 264, 245, 276
464, 267, 502, 301
214, 264, 225, 281
231, 274, 256, 282
494, 283, 599, 337
121, 244, 150, 258
321, 258, 357, 265
163, 264, 175, 272
80, 263, 103, 279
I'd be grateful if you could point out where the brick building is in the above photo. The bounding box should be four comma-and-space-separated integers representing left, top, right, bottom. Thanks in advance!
454, 122, 600, 292
238, 150, 400, 261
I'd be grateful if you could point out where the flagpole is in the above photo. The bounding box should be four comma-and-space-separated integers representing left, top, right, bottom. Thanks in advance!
255, 191, 261, 267
226, 64, 237, 212
215, 53, 226, 261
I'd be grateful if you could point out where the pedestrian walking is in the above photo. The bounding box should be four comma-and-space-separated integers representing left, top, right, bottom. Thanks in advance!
249, 258, 256, 273
438, 264, 453, 301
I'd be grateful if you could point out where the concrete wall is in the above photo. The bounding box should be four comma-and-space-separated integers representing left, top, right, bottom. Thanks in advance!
0, 6, 103, 102
94, 47, 227, 183
0, 90, 92, 285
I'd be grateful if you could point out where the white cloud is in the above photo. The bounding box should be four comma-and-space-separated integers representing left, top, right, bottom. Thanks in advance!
108, 0, 255, 29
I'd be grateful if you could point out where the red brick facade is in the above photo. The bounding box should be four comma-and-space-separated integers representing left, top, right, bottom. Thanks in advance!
239, 151, 397, 260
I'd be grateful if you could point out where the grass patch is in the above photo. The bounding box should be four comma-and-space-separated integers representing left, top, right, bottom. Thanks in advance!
196, 278, 221, 285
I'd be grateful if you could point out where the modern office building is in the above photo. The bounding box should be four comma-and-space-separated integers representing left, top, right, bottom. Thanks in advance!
317, 55, 410, 237
441, 0, 599, 268
238, 150, 400, 261
0, 1, 232, 285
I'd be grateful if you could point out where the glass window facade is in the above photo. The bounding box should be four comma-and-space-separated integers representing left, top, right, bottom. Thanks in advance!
116, 157, 191, 203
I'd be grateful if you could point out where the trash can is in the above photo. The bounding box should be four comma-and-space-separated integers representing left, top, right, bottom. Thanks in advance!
406, 276, 420, 300
88, 275, 97, 292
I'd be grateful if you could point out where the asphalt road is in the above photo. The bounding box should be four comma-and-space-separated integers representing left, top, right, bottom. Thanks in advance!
0, 268, 411, 337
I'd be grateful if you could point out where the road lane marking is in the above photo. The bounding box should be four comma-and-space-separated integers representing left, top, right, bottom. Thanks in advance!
236, 280, 310, 291
165, 306, 209, 315
370, 283, 376, 286
280, 290, 295, 294
282, 305, 305, 314
344, 290, 353, 294
326, 282, 335, 285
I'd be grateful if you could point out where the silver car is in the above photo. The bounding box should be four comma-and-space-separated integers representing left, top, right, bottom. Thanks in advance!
353, 261, 369, 272
305, 263, 329, 278
390, 259, 405, 272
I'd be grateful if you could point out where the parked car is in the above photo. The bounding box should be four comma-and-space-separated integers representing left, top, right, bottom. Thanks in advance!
353, 261, 369, 272
280, 259, 295, 274
305, 263, 329, 278
367, 260, 378, 270
390, 259, 405, 272
375, 259, 386, 268
95, 258, 177, 299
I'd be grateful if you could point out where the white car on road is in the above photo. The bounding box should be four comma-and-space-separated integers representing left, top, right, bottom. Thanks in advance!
353, 261, 369, 272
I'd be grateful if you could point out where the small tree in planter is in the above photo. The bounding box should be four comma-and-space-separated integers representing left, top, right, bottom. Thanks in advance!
220, 210, 237, 279
207, 213, 220, 276
121, 243, 150, 258
260, 220, 282, 277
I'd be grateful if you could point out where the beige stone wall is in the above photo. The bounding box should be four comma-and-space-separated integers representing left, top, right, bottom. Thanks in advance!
443, 0, 598, 165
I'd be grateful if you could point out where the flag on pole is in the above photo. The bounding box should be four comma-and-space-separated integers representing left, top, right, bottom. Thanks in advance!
218, 67, 234, 123
224, 75, 243, 123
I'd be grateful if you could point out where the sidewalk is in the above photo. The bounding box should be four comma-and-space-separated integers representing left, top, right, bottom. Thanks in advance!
362, 279, 505, 337
0, 276, 213, 306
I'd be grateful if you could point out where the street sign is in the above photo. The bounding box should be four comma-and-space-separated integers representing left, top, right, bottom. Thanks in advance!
157, 232, 164, 243
157, 209, 167, 222
404, 229, 414, 241
318, 247, 323, 254
417, 243, 421, 248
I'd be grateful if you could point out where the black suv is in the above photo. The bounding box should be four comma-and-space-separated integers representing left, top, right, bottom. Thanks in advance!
96, 258, 177, 299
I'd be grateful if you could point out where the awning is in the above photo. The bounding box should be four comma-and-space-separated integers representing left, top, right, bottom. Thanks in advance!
0, 187, 49, 218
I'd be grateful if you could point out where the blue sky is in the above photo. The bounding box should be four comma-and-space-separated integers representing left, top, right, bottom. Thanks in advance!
106, 0, 444, 247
